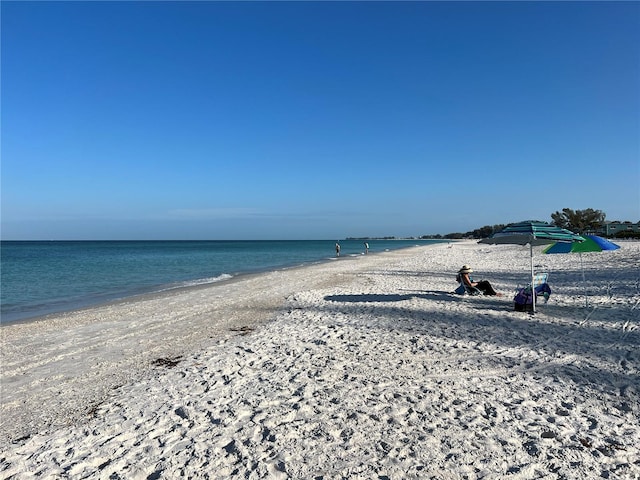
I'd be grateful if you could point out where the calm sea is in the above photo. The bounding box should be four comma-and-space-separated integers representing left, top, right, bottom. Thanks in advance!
1, 239, 443, 324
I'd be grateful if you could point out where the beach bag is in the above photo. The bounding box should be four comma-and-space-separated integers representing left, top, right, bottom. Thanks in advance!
514, 283, 552, 311
513, 288, 534, 312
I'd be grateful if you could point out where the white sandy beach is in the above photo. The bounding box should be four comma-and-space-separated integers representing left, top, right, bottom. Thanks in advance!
1, 240, 639, 479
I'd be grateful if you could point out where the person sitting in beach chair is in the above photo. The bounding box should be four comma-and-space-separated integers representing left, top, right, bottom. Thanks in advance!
455, 265, 501, 296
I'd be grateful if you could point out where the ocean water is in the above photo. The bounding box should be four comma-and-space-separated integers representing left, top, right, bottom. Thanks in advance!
1, 239, 444, 324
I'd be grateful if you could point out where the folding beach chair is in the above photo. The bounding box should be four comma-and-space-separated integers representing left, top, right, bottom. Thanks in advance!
528, 272, 551, 303
455, 274, 483, 296
532, 272, 549, 290
514, 272, 551, 311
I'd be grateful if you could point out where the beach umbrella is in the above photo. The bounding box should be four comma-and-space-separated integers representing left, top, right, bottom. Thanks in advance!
543, 235, 620, 307
479, 221, 585, 312
542, 234, 620, 254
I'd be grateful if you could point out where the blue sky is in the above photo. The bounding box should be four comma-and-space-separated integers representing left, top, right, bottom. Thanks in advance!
2, 1, 639, 240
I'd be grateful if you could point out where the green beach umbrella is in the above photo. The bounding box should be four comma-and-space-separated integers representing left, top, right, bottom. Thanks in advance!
543, 235, 620, 307
543, 235, 620, 254
479, 221, 585, 313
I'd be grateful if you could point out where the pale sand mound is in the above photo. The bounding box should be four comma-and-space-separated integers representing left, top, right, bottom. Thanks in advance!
1, 241, 639, 479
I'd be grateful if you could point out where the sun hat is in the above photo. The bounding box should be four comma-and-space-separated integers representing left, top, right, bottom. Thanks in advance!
459, 265, 473, 273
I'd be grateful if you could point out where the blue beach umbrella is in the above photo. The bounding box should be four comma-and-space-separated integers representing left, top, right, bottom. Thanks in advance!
479, 221, 585, 312
543, 234, 620, 254
543, 235, 620, 307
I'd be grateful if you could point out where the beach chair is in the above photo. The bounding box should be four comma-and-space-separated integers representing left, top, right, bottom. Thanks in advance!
529, 272, 551, 303
455, 274, 483, 296
514, 272, 551, 311
532, 272, 549, 290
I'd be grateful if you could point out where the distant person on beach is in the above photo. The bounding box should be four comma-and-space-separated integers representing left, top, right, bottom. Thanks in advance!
364, 242, 369, 254
456, 265, 501, 296
335, 243, 341, 257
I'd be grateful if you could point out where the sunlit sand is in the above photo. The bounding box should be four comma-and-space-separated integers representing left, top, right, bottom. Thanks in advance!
2, 241, 638, 478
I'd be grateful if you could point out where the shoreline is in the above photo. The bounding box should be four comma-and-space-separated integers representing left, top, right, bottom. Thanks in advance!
1, 240, 430, 326
0, 245, 425, 445
1, 248, 372, 329
1, 240, 638, 478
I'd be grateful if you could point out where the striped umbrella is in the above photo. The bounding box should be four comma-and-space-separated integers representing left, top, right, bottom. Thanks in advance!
479, 221, 585, 312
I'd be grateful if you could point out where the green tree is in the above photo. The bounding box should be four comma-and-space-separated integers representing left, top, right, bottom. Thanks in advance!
550, 208, 605, 234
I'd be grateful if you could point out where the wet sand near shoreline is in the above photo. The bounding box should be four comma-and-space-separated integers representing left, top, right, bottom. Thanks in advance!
0, 247, 413, 445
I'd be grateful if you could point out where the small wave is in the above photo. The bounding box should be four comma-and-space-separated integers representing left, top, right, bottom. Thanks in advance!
184, 273, 234, 286
158, 274, 234, 292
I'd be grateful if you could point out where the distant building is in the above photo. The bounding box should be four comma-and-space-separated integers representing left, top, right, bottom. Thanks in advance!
595, 222, 640, 237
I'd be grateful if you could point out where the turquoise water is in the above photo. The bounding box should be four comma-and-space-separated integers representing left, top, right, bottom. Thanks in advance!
1, 239, 443, 324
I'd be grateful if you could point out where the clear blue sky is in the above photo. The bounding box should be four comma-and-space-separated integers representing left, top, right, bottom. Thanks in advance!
2, 1, 639, 240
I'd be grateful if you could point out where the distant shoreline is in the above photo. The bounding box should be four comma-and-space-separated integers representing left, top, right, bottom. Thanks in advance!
2, 240, 438, 326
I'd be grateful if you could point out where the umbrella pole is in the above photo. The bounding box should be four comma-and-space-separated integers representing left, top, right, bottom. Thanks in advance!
581, 253, 587, 308
530, 243, 536, 313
